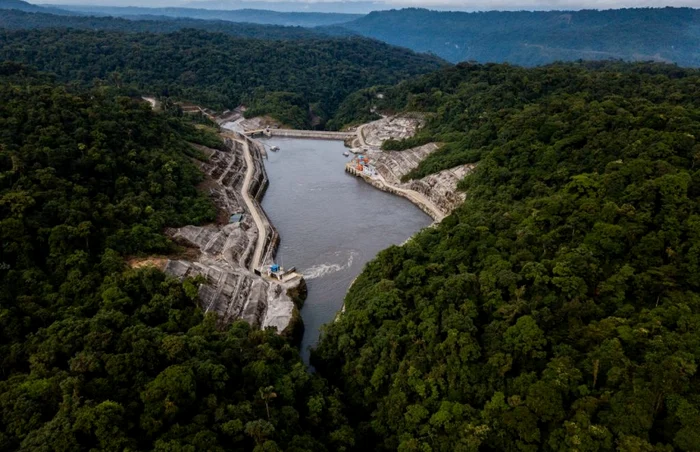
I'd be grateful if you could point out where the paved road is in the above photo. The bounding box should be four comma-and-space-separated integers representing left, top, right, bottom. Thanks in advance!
245, 128, 354, 140
224, 132, 268, 271
241, 138, 267, 271
356, 123, 368, 147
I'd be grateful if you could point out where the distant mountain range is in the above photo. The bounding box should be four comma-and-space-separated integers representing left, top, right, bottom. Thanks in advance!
0, 0, 74, 14
331, 8, 700, 67
0, 8, 326, 39
44, 4, 362, 27
2, 1, 699, 67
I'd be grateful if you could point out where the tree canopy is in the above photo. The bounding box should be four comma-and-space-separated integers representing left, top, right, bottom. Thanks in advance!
0, 27, 444, 128
328, 7, 700, 67
0, 63, 352, 451
314, 61, 700, 450
4, 28, 700, 449
0, 8, 325, 40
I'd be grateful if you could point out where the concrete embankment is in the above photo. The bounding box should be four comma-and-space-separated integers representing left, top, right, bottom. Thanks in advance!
159, 124, 304, 338
242, 135, 280, 267
345, 164, 445, 222
346, 116, 473, 222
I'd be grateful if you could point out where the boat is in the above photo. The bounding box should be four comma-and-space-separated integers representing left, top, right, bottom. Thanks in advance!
343, 151, 350, 156
270, 145, 280, 152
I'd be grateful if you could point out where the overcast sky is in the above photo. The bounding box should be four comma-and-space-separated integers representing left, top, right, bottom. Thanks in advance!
31, 0, 700, 12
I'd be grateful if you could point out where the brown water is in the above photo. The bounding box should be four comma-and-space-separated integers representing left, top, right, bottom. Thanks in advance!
260, 137, 432, 363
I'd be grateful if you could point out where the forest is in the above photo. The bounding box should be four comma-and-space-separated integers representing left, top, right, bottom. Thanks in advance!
329, 7, 700, 67
43, 4, 362, 27
0, 62, 353, 451
0, 9, 324, 40
313, 61, 700, 450
0, 27, 443, 128
3, 5, 700, 448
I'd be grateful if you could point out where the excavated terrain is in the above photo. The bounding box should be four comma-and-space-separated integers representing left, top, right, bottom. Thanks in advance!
162, 134, 301, 336
351, 116, 473, 218
360, 115, 425, 148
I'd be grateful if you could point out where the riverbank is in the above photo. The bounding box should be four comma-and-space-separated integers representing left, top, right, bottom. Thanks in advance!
142, 99, 467, 344
146, 112, 306, 338
345, 161, 445, 222
229, 111, 470, 224
258, 136, 432, 362
345, 116, 473, 222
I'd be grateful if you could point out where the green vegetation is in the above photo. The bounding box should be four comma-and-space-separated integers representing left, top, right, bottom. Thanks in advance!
335, 62, 700, 179
0, 63, 352, 451
0, 9, 324, 40
4, 19, 700, 448
313, 62, 700, 450
0, 27, 444, 128
329, 7, 700, 67
31, 2, 363, 28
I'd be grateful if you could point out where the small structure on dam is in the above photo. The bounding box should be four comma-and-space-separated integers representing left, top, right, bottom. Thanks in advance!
264, 263, 299, 282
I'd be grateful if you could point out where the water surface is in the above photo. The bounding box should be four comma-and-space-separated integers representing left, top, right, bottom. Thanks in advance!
260, 137, 432, 363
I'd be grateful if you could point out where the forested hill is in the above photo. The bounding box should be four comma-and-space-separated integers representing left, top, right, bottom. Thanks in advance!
329, 7, 700, 67
0, 0, 73, 15
0, 28, 445, 128
0, 62, 354, 451
0, 9, 324, 40
47, 4, 362, 27
313, 62, 700, 450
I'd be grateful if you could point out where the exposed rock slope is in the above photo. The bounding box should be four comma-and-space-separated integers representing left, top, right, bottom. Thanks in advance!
350, 116, 473, 219
162, 133, 301, 335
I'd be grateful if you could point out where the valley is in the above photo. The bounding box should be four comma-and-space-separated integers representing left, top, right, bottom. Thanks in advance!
146, 103, 467, 358
2, 3, 700, 450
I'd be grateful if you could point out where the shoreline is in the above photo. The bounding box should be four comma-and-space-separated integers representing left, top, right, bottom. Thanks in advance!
344, 165, 445, 222
156, 101, 452, 341
157, 118, 306, 339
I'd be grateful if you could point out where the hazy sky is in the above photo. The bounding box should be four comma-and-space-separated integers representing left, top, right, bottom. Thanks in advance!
31, 0, 700, 12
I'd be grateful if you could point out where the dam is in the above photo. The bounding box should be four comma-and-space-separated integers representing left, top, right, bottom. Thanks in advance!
244, 128, 355, 140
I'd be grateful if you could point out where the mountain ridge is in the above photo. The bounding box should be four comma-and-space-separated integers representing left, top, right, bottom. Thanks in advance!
329, 7, 700, 67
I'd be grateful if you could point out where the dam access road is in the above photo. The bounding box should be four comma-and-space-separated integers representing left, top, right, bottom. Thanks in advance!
230, 132, 268, 271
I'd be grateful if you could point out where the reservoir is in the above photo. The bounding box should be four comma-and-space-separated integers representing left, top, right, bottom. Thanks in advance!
260, 137, 432, 363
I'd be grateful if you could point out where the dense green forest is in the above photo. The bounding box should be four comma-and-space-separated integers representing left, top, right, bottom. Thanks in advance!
0, 27, 444, 128
0, 9, 323, 40
314, 62, 700, 450
53, 5, 361, 27
0, 0, 359, 27
5, 1, 699, 67
0, 63, 353, 451
4, 6, 700, 447
328, 7, 700, 67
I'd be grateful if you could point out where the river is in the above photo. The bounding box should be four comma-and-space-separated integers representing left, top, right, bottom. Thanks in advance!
260, 137, 432, 363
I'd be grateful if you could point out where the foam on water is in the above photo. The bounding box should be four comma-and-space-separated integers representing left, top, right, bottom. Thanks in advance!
302, 250, 357, 280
